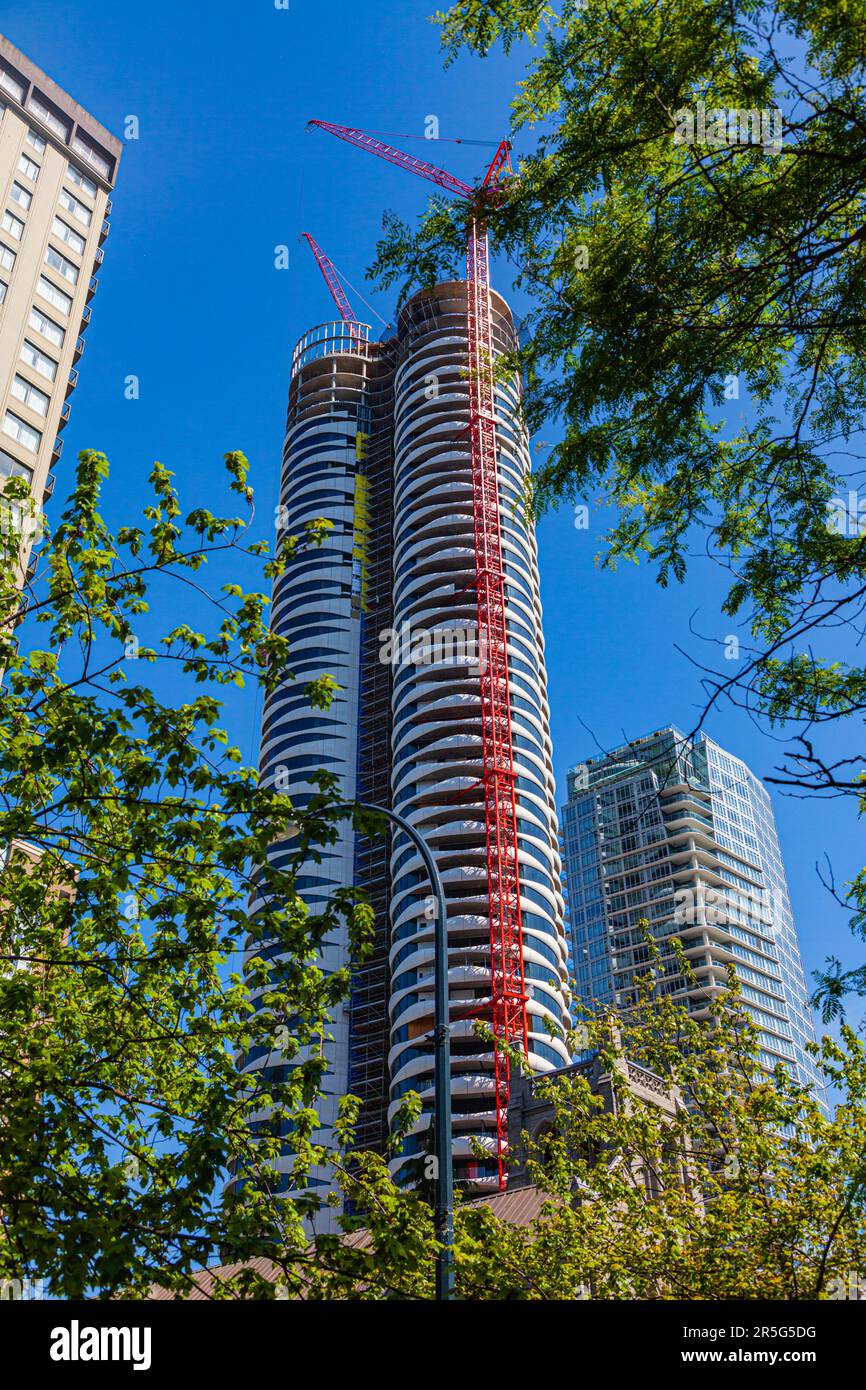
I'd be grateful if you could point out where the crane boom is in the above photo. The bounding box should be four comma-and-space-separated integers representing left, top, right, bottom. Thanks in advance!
310, 119, 527, 1191
301, 231, 362, 338
308, 120, 475, 200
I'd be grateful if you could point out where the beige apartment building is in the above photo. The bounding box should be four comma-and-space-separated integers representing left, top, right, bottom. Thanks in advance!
0, 34, 120, 577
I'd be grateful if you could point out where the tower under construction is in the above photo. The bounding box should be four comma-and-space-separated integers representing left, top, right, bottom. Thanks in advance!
242, 276, 570, 1222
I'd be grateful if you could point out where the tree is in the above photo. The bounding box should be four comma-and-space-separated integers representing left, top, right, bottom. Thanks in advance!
369, 0, 866, 1013
5, 460, 858, 1305
294, 960, 866, 1300
0, 449, 375, 1299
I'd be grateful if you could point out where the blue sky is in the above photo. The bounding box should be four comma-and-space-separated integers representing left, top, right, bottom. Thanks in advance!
5, 0, 863, 1030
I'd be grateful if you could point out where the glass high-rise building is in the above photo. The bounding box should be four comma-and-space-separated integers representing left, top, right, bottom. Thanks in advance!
561, 727, 824, 1098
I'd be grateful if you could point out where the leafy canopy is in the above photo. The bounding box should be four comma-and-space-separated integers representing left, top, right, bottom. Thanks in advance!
282, 958, 866, 1300
0, 449, 373, 1298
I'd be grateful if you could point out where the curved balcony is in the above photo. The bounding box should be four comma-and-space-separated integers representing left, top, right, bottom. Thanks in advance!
290, 319, 373, 373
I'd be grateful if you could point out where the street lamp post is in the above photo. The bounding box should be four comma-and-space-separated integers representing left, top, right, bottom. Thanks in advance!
335, 800, 454, 1301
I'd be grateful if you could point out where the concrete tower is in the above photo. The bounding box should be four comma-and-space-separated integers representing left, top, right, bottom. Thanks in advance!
244, 319, 392, 1212
0, 34, 120, 579
244, 281, 569, 1220
387, 283, 569, 1193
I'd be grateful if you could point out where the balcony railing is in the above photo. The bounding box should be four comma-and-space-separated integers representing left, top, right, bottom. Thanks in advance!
291, 320, 372, 374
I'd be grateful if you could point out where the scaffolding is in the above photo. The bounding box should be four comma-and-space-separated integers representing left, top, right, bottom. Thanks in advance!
348, 341, 397, 1158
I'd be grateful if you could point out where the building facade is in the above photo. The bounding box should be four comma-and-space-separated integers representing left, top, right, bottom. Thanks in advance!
561, 727, 824, 1097
244, 281, 570, 1220
507, 1050, 683, 1193
248, 317, 393, 1210
0, 34, 120, 577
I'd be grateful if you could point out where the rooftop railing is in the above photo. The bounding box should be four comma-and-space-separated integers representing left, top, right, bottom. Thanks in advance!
291, 320, 372, 374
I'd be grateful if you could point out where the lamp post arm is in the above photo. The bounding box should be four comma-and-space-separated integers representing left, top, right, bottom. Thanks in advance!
334, 800, 454, 1301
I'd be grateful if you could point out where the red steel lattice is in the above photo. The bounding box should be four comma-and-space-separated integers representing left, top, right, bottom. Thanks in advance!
310, 121, 527, 1188
301, 231, 364, 344
465, 215, 528, 1186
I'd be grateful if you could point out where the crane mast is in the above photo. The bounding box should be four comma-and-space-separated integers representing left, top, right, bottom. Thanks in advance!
465, 215, 527, 1187
310, 121, 526, 1189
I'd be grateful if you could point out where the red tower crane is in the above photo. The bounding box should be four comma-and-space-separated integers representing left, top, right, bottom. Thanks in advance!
309, 120, 527, 1189
301, 230, 365, 344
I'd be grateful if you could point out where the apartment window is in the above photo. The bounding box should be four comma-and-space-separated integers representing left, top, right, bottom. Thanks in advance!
3, 411, 41, 453
52, 216, 85, 256
25, 129, 46, 153
0, 448, 32, 484
21, 339, 58, 382
0, 243, 15, 272
11, 374, 50, 417
44, 245, 78, 285
18, 153, 39, 182
71, 135, 111, 180
37, 275, 72, 315
10, 182, 32, 212
0, 68, 25, 102
0, 279, 6, 304
28, 307, 64, 350
58, 187, 92, 228
66, 163, 97, 199
2, 211, 24, 242
27, 94, 71, 142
